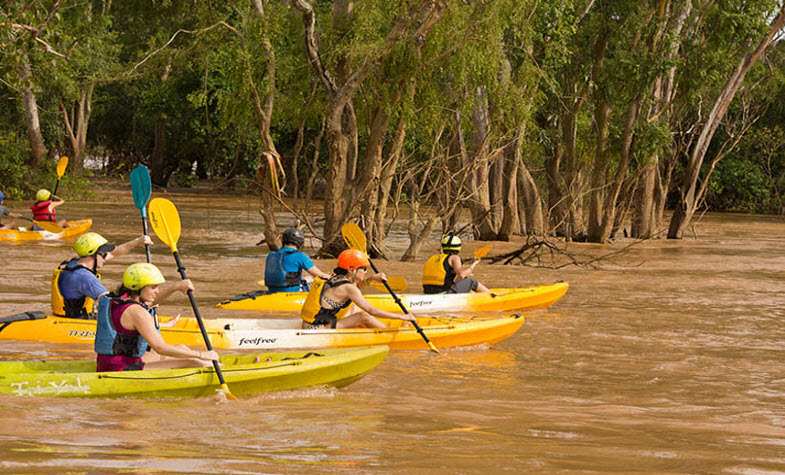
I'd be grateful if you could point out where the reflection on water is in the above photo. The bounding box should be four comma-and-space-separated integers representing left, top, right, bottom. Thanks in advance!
1, 191, 785, 472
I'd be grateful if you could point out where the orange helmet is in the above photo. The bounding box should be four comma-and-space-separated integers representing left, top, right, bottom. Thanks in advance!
337, 249, 370, 270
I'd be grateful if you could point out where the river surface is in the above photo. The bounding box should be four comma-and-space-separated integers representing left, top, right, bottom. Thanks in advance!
0, 188, 784, 473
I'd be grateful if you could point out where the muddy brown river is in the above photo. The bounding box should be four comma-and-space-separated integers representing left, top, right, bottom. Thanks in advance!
0, 188, 783, 473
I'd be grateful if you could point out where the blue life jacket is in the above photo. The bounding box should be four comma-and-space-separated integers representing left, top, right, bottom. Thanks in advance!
94, 295, 157, 358
265, 247, 306, 290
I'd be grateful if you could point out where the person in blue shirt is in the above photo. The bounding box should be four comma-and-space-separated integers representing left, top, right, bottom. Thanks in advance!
264, 228, 329, 293
52, 231, 153, 318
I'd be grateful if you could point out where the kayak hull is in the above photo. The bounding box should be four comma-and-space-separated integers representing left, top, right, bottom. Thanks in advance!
0, 219, 93, 242
217, 282, 569, 314
0, 347, 388, 398
0, 313, 525, 350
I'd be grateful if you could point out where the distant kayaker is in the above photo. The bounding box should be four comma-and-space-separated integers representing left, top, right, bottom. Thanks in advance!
95, 262, 218, 372
264, 227, 329, 293
422, 234, 490, 294
52, 232, 153, 318
30, 189, 68, 228
300, 248, 416, 329
0, 191, 11, 229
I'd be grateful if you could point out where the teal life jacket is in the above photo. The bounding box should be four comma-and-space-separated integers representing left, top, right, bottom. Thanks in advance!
94, 295, 158, 358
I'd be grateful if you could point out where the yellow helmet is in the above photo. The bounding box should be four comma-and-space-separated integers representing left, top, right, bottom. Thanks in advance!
441, 234, 462, 251
123, 263, 166, 291
73, 232, 115, 257
36, 189, 51, 201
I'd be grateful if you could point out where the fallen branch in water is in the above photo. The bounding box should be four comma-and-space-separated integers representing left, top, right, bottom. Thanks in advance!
487, 232, 662, 269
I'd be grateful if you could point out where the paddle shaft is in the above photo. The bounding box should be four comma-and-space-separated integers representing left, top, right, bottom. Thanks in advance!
52, 179, 61, 197
140, 211, 152, 263
367, 258, 435, 348
172, 251, 227, 385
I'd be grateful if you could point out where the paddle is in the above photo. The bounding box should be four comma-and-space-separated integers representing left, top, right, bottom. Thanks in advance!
474, 244, 492, 260
148, 197, 236, 400
341, 222, 439, 353
0, 311, 46, 325
130, 164, 153, 263
52, 155, 69, 196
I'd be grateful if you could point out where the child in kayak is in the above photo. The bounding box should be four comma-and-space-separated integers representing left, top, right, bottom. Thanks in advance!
301, 249, 416, 329
95, 262, 218, 372
422, 234, 490, 294
264, 227, 329, 292
52, 232, 153, 318
30, 189, 68, 228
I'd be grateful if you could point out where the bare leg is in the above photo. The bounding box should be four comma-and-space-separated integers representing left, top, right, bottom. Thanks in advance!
142, 347, 211, 369
337, 312, 386, 329
476, 282, 490, 293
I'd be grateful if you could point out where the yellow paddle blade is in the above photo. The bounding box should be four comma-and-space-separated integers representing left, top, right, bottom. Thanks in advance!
56, 156, 69, 178
369, 275, 407, 293
341, 222, 367, 252
33, 220, 64, 233
474, 244, 492, 259
148, 198, 181, 252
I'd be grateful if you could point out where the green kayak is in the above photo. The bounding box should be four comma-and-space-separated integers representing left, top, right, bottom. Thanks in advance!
0, 347, 388, 398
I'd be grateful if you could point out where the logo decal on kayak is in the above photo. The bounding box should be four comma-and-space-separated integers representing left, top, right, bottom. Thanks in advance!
11, 377, 90, 396
407, 300, 433, 308
68, 329, 96, 339
238, 336, 278, 347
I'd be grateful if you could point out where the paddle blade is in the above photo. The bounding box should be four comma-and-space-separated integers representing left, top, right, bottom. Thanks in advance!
474, 244, 492, 259
218, 384, 237, 400
341, 222, 367, 252
369, 275, 407, 293
33, 220, 65, 233
148, 198, 181, 252
130, 164, 152, 211
56, 156, 69, 178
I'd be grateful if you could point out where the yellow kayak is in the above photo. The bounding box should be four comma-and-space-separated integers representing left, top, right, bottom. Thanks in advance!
217, 282, 569, 314
0, 346, 388, 398
0, 311, 525, 351
0, 219, 92, 242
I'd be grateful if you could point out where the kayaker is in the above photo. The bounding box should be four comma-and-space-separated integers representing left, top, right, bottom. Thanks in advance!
95, 262, 219, 372
30, 189, 68, 228
52, 232, 153, 318
0, 191, 11, 229
264, 227, 329, 293
422, 234, 490, 294
300, 248, 416, 329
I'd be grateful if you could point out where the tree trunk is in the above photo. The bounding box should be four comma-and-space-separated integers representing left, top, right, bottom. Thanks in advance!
498, 138, 520, 241
518, 150, 545, 236
668, 4, 785, 238
467, 86, 496, 240
18, 54, 47, 167
632, 154, 657, 238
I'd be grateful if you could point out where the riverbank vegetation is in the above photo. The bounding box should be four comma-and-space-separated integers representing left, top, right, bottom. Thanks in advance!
3, 1, 785, 253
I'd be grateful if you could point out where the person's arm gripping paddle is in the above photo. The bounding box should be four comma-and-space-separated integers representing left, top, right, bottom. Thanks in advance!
148, 197, 236, 400
341, 222, 439, 353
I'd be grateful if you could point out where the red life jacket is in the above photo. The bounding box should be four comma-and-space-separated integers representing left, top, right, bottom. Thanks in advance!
31, 200, 55, 222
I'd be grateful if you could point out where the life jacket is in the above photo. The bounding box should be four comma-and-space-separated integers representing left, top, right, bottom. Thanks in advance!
300, 276, 352, 326
94, 294, 158, 358
51, 258, 98, 318
264, 247, 305, 290
31, 200, 55, 222
422, 253, 456, 294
